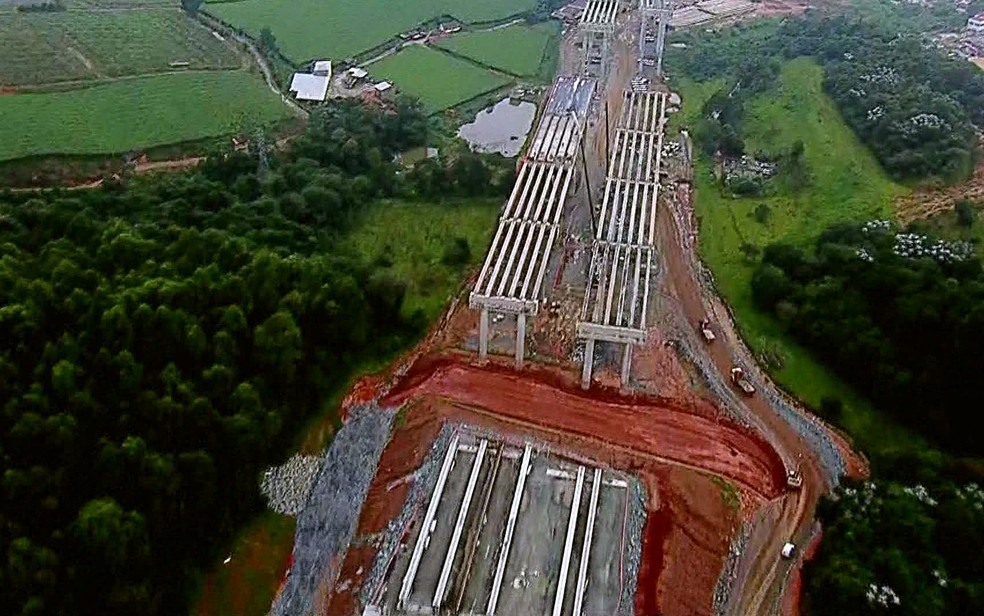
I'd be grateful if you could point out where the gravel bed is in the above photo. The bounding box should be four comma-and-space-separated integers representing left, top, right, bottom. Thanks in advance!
260, 454, 323, 516
271, 403, 396, 616
618, 477, 648, 616
712, 522, 750, 616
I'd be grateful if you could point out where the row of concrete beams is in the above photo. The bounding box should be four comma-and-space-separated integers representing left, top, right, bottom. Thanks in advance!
577, 91, 668, 388
472, 162, 575, 305
398, 434, 460, 608
432, 439, 488, 609
572, 468, 603, 616
487, 445, 532, 616
552, 466, 586, 616
581, 0, 620, 26
583, 91, 666, 325
528, 112, 585, 166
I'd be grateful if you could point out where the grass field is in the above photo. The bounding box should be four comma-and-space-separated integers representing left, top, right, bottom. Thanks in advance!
207, 0, 538, 61
680, 58, 921, 454
436, 22, 560, 78
0, 9, 239, 86
344, 199, 499, 318
0, 12, 91, 85
0, 71, 288, 161
369, 46, 511, 112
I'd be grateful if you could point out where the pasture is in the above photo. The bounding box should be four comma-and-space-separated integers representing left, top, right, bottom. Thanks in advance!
207, 0, 538, 61
436, 21, 560, 77
0, 71, 288, 161
683, 58, 915, 451
369, 46, 511, 112
0, 10, 239, 86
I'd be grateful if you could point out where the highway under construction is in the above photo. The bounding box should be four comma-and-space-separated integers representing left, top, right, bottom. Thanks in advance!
471, 0, 672, 387
275, 2, 867, 616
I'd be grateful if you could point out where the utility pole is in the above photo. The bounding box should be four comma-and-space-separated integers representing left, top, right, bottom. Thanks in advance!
605, 102, 611, 164
579, 136, 596, 239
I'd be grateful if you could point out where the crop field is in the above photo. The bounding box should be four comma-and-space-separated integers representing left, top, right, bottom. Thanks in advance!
436, 21, 560, 77
0, 71, 288, 161
369, 46, 511, 112
0, 10, 239, 86
682, 58, 917, 453
0, 13, 90, 86
208, 0, 538, 61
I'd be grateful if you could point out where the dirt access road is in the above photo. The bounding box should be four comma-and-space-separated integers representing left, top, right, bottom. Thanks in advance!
655, 145, 867, 615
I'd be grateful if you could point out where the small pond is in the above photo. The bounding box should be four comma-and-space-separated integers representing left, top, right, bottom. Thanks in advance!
457, 98, 537, 157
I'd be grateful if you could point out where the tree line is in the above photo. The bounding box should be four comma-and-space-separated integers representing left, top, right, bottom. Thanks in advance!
0, 98, 511, 615
751, 223, 984, 613
669, 12, 984, 181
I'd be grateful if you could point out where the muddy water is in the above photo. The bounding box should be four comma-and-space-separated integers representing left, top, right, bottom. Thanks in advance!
457, 98, 536, 157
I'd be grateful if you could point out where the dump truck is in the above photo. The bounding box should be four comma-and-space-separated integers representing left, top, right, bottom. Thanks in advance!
730, 366, 755, 396
699, 318, 715, 342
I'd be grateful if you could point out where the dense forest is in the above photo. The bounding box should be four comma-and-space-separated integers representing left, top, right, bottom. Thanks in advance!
671, 12, 984, 180
751, 222, 983, 456
752, 222, 984, 613
0, 99, 510, 615
806, 470, 984, 616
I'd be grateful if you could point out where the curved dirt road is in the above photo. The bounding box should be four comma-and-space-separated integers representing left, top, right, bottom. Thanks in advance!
655, 176, 866, 614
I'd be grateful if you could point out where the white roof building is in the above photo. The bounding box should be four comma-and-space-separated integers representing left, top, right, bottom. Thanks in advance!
374, 81, 393, 92
289, 73, 330, 101
347, 67, 368, 79
312, 60, 332, 76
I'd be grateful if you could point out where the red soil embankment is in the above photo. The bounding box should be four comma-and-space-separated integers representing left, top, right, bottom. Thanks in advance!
385, 357, 787, 499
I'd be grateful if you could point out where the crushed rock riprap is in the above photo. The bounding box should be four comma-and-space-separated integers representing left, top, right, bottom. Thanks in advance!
260, 454, 324, 516
712, 522, 750, 616
271, 403, 397, 616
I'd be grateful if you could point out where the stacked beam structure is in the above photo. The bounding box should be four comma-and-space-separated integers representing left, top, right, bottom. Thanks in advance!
578, 90, 668, 388
470, 76, 596, 367
639, 0, 671, 76
580, 0, 619, 77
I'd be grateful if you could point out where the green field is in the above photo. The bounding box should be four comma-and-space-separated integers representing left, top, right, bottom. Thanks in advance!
681, 58, 920, 454
344, 199, 499, 318
436, 22, 560, 77
0, 9, 240, 86
0, 12, 90, 86
0, 71, 288, 161
369, 46, 511, 112
208, 0, 538, 61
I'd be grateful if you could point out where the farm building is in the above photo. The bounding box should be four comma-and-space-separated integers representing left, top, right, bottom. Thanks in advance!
290, 72, 330, 101
374, 81, 393, 93
312, 60, 333, 77
345, 66, 368, 87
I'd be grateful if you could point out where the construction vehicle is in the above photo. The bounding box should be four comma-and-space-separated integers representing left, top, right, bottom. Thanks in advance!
698, 318, 715, 342
781, 542, 796, 559
730, 366, 755, 396
786, 467, 803, 490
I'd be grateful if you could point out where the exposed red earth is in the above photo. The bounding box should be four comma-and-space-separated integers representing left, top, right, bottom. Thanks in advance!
325, 375, 757, 616
385, 358, 787, 499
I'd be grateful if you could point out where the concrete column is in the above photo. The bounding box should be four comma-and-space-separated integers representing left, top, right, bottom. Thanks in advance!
515, 312, 526, 369
581, 338, 595, 390
620, 343, 632, 387
479, 307, 489, 360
